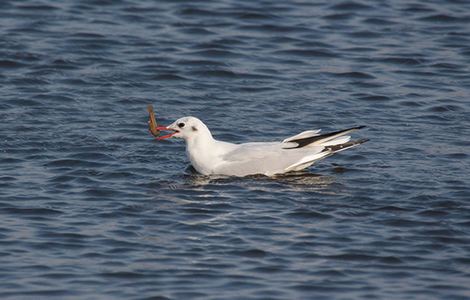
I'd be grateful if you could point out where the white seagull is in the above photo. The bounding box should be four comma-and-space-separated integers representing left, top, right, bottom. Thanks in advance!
155, 117, 368, 177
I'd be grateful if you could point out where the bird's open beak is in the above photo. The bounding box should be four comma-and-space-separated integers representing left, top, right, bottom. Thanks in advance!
155, 126, 178, 140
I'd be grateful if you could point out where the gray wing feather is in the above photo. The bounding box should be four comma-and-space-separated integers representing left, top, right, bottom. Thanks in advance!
217, 142, 324, 176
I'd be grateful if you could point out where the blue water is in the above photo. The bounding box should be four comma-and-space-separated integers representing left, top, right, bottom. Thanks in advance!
1, 0, 469, 299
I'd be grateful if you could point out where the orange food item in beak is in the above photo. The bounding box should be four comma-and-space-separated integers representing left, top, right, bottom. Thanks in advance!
147, 104, 160, 137
148, 104, 177, 140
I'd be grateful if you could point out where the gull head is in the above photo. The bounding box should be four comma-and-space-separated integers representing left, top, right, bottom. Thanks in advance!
157, 116, 211, 141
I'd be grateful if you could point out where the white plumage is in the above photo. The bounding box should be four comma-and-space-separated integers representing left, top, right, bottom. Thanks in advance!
159, 116, 367, 177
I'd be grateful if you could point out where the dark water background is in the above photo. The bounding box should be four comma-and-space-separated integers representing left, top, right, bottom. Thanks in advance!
1, 0, 470, 299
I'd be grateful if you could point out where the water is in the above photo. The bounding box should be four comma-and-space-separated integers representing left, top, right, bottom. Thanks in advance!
1, 0, 469, 299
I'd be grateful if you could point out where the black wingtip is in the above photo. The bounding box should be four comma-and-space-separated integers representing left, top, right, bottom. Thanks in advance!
285, 125, 368, 150
356, 138, 369, 144
323, 137, 369, 153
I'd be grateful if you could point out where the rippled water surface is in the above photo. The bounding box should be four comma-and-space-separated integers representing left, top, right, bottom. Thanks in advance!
1, 0, 470, 299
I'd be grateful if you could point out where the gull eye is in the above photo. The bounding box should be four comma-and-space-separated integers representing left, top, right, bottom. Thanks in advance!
178, 122, 185, 128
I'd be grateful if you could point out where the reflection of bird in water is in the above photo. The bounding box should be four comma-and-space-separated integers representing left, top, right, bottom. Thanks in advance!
183, 166, 338, 194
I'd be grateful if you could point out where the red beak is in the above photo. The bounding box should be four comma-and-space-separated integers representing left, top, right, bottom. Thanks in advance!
155, 126, 178, 140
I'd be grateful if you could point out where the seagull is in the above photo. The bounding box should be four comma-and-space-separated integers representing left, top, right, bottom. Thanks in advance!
155, 117, 368, 177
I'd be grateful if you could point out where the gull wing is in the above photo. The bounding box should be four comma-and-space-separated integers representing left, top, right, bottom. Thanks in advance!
217, 142, 325, 176
215, 126, 367, 176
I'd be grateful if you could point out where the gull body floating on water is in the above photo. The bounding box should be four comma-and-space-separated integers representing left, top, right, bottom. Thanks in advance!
154, 117, 368, 177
